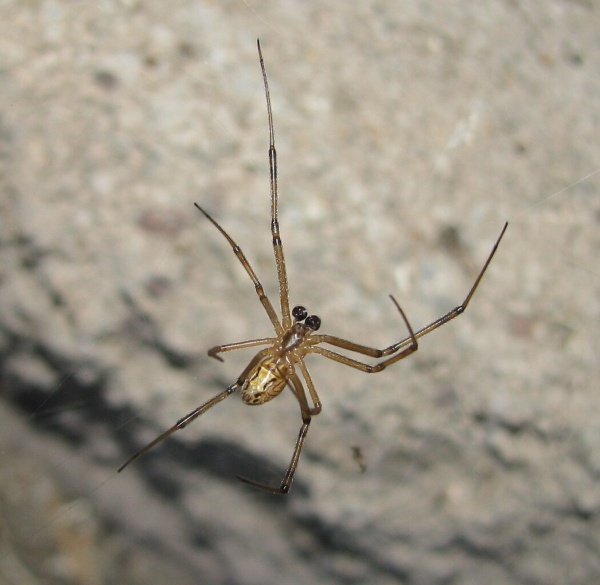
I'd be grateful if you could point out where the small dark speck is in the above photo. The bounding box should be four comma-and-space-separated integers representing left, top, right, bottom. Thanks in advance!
178, 42, 196, 60
145, 275, 173, 299
19, 239, 45, 269
94, 70, 119, 91
144, 54, 159, 68
514, 141, 528, 155
351, 446, 367, 473
438, 225, 461, 252
566, 52, 584, 66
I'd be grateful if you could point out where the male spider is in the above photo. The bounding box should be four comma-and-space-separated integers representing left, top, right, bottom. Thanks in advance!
119, 40, 508, 494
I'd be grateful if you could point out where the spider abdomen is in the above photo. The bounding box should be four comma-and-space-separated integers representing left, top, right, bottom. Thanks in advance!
242, 356, 290, 405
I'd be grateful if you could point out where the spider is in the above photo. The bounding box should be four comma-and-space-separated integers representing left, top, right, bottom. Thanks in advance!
118, 40, 508, 494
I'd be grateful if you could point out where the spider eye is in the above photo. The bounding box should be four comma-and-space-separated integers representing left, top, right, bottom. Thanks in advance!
292, 305, 308, 321
305, 315, 321, 331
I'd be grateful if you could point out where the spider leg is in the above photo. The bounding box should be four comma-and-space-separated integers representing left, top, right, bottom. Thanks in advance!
295, 358, 322, 415
194, 202, 283, 336
119, 350, 270, 472
207, 337, 275, 362
397, 221, 508, 345
306, 296, 418, 372
309, 222, 508, 367
257, 39, 292, 329
118, 383, 238, 472
237, 371, 312, 494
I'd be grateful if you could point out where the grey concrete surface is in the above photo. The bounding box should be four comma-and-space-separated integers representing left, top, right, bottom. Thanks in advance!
0, 1, 599, 584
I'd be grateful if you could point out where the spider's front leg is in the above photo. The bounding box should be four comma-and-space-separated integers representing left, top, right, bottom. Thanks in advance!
309, 223, 507, 372
307, 295, 419, 373
207, 337, 276, 362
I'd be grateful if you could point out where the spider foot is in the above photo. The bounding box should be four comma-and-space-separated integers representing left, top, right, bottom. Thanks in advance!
208, 347, 224, 362
236, 474, 289, 494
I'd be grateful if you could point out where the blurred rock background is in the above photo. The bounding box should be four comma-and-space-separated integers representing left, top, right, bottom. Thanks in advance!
0, 1, 599, 584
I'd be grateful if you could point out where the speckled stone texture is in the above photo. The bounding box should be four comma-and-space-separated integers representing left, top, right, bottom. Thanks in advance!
1, 1, 599, 584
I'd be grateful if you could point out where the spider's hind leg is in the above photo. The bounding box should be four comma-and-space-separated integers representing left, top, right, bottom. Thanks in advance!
118, 382, 239, 472
237, 372, 313, 494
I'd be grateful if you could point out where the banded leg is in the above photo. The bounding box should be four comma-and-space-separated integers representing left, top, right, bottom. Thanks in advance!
118, 383, 238, 472
390, 221, 508, 348
295, 358, 322, 415
311, 222, 508, 363
238, 371, 312, 494
257, 39, 292, 329
207, 337, 275, 362
306, 296, 418, 373
118, 350, 270, 472
194, 202, 283, 335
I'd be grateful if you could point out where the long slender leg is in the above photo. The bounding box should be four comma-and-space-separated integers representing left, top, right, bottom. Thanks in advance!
312, 222, 508, 362
207, 337, 275, 362
304, 296, 418, 373
257, 39, 292, 329
194, 202, 283, 335
393, 221, 508, 346
238, 372, 312, 494
119, 350, 270, 472
295, 358, 322, 415
306, 296, 418, 372
118, 383, 238, 472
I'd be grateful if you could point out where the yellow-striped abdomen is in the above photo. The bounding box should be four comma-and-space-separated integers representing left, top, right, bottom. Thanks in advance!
242, 356, 290, 405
